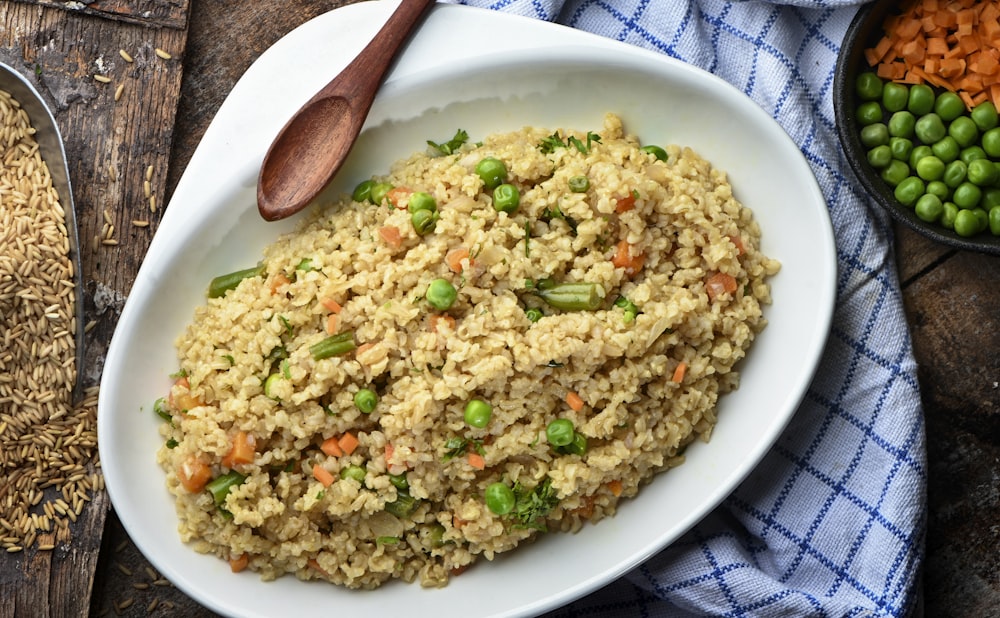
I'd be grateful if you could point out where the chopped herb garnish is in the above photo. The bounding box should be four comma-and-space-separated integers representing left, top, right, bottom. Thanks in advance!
538, 131, 565, 154
224, 354, 235, 366
278, 315, 293, 337
510, 477, 559, 531
427, 129, 469, 156
316, 491, 325, 500
441, 437, 468, 462
165, 438, 179, 449
169, 369, 188, 379
525, 220, 532, 257
295, 258, 315, 272
281, 359, 291, 379
376, 536, 401, 545
153, 397, 172, 423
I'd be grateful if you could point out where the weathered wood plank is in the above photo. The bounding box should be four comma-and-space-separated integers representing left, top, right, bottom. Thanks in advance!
7, 0, 188, 29
0, 2, 188, 616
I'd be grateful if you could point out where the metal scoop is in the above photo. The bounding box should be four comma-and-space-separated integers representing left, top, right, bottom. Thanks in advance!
0, 62, 85, 399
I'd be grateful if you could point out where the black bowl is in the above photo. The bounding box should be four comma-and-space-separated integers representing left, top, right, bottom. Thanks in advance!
834, 0, 1000, 254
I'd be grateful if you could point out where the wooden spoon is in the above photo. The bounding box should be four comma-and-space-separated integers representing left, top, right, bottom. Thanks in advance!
257, 0, 436, 221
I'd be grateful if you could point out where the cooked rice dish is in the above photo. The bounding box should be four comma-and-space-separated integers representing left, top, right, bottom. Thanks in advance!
156, 113, 780, 589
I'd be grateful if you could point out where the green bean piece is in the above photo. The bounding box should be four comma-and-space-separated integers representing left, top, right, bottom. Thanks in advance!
536, 281, 605, 311
353, 388, 378, 414
640, 145, 668, 161
475, 157, 508, 190
908, 84, 935, 115
882, 82, 909, 112
385, 491, 419, 518
568, 175, 590, 193
856, 101, 883, 126
352, 179, 374, 203
206, 471, 246, 507
525, 307, 544, 322
915, 194, 944, 223
407, 192, 437, 214
207, 265, 264, 299
492, 183, 521, 214
389, 473, 409, 491
893, 176, 925, 208
411, 208, 438, 236
309, 331, 356, 360
972, 101, 999, 131
426, 278, 457, 311
546, 419, 575, 447
369, 181, 394, 206
934, 91, 966, 122
855, 71, 884, 101
485, 483, 515, 515
889, 137, 913, 162
463, 399, 493, 429
340, 465, 367, 484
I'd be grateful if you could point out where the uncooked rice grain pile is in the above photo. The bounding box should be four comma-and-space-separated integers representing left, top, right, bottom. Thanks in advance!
158, 113, 780, 589
0, 88, 102, 553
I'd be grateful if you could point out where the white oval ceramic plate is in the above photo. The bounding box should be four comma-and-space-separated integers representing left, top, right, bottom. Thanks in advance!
99, 2, 836, 617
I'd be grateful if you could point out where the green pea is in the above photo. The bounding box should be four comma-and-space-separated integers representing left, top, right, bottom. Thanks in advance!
568, 175, 590, 193
960, 145, 988, 164
893, 176, 925, 207
889, 137, 913, 161
989, 205, 1000, 235
882, 82, 909, 112
972, 101, 999, 131
857, 101, 884, 126
887, 111, 916, 138
982, 188, 1000, 209
545, 418, 575, 448
411, 208, 438, 236
941, 201, 959, 230
407, 191, 437, 213
860, 123, 889, 148
492, 184, 520, 214
914, 113, 946, 144
982, 127, 1000, 157
485, 482, 515, 515
352, 179, 374, 203
369, 181, 394, 206
867, 145, 892, 169
931, 136, 960, 163
943, 160, 968, 188
952, 181, 982, 209
881, 160, 911, 187
934, 91, 966, 122
426, 278, 457, 310
563, 432, 588, 456
353, 388, 378, 414
915, 155, 944, 181
967, 158, 999, 186
463, 399, 493, 429
948, 116, 979, 148
340, 465, 367, 484
856, 71, 884, 101
640, 145, 668, 161
914, 194, 944, 223
475, 157, 508, 189
908, 84, 936, 115
926, 180, 949, 201
909, 145, 933, 169
954, 208, 983, 237
972, 207, 989, 232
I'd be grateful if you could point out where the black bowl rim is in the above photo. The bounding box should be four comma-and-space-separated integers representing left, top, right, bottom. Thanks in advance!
833, 0, 1000, 255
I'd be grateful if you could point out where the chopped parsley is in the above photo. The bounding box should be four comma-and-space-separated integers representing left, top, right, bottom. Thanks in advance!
510, 477, 559, 531
427, 129, 469, 156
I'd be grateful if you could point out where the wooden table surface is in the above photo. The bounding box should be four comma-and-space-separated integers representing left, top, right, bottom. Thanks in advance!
1, 1, 998, 616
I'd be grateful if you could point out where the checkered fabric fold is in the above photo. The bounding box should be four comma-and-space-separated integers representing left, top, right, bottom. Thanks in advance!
443, 1, 926, 616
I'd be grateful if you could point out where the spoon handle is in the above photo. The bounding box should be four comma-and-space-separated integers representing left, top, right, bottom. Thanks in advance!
314, 0, 436, 107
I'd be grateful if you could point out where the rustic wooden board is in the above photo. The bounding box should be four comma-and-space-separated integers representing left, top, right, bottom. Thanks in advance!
7, 0, 188, 29
0, 1, 187, 615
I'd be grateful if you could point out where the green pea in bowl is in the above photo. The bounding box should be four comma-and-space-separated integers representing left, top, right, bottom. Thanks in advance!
834, 0, 1000, 254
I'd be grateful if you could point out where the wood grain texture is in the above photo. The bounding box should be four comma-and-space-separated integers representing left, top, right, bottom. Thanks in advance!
7, 0, 188, 29
0, 1, 186, 615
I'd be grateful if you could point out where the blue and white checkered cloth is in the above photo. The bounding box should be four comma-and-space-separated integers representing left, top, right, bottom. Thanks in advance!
443, 1, 926, 616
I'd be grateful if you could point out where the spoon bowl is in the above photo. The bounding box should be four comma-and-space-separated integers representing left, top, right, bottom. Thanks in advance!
257, 0, 435, 221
